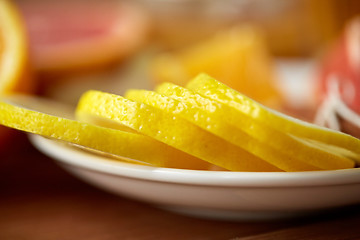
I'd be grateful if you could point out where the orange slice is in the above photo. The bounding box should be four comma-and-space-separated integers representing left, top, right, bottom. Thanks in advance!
150, 26, 282, 107
0, 0, 32, 145
0, 0, 31, 94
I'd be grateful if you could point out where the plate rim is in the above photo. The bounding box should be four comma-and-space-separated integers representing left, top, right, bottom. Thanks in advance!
29, 134, 360, 188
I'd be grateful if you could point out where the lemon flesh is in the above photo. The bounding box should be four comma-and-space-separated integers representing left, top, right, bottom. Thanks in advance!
0, 95, 210, 170
77, 90, 281, 171
154, 83, 355, 170
187, 73, 360, 165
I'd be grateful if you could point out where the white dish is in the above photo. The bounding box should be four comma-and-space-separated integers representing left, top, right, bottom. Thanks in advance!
29, 134, 360, 220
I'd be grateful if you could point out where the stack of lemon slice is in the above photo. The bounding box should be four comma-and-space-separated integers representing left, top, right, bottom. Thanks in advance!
0, 73, 359, 171
76, 73, 358, 171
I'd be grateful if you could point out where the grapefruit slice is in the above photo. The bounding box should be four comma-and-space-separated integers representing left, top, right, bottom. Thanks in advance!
317, 17, 360, 114
315, 17, 360, 138
18, 0, 149, 72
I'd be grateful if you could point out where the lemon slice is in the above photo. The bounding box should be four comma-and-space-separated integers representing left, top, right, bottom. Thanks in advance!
154, 83, 355, 170
125, 89, 323, 171
187, 74, 360, 160
76, 90, 281, 171
0, 0, 31, 94
0, 95, 210, 170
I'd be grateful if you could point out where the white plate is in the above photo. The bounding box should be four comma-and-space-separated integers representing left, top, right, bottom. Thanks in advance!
29, 134, 360, 220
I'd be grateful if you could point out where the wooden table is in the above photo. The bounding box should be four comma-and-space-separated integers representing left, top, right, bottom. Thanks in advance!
1, 131, 360, 240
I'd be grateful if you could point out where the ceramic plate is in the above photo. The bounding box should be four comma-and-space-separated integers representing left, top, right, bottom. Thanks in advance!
29, 134, 360, 220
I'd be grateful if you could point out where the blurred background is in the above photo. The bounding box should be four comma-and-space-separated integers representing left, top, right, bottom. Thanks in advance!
2, 0, 360, 133
10, 0, 360, 101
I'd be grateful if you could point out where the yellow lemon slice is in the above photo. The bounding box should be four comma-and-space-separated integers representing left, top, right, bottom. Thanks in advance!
125, 89, 322, 171
0, 0, 31, 94
187, 74, 360, 164
0, 95, 209, 170
154, 83, 355, 170
76, 90, 281, 171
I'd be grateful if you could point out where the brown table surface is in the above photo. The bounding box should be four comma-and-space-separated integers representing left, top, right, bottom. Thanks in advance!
1, 131, 360, 240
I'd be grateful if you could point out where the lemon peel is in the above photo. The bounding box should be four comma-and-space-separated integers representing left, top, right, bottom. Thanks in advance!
0, 95, 209, 170
187, 74, 360, 159
155, 82, 355, 170
77, 90, 281, 171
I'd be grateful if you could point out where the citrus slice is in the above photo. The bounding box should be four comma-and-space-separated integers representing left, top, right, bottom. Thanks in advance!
153, 83, 355, 170
0, 0, 31, 94
0, 95, 210, 170
76, 90, 281, 171
150, 26, 282, 107
187, 74, 360, 161
19, 1, 148, 72
0, 0, 33, 146
125, 89, 322, 171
